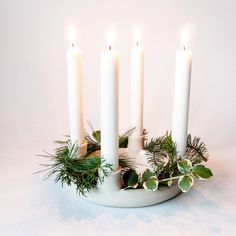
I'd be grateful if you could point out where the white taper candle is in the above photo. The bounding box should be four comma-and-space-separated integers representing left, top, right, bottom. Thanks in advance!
172, 29, 192, 157
130, 27, 144, 136
66, 27, 85, 147
101, 30, 119, 170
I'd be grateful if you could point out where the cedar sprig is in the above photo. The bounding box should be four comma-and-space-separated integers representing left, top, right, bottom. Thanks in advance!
36, 140, 112, 196
36, 126, 136, 195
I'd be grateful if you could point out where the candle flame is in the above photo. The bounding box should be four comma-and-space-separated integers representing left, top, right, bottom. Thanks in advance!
181, 27, 189, 50
69, 26, 76, 47
107, 29, 115, 50
134, 27, 141, 46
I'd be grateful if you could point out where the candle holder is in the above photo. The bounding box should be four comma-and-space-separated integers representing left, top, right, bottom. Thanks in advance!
37, 128, 213, 208
84, 148, 181, 207
84, 170, 181, 207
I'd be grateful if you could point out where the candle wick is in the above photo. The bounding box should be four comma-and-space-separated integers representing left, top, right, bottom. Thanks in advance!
109, 45, 111, 50
183, 45, 186, 50
136, 42, 139, 47
71, 42, 75, 48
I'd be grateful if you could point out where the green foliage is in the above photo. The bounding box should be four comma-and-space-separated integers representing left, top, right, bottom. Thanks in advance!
122, 169, 139, 188
37, 141, 112, 196
84, 129, 101, 155
177, 159, 192, 174
84, 125, 136, 169
38, 126, 213, 195
92, 130, 101, 143
158, 160, 212, 193
84, 125, 136, 155
186, 135, 209, 164
141, 168, 156, 182
122, 168, 159, 191
178, 176, 194, 193
141, 169, 159, 191
191, 165, 213, 180
143, 178, 159, 191
119, 128, 136, 148
144, 132, 177, 179
124, 132, 213, 193
144, 133, 210, 183
37, 126, 137, 195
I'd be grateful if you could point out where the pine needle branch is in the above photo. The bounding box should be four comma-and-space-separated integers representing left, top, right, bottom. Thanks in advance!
37, 140, 112, 196
186, 134, 209, 164
144, 132, 178, 178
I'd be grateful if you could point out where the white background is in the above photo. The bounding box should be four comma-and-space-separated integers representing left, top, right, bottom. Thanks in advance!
0, 0, 236, 235
1, 0, 236, 148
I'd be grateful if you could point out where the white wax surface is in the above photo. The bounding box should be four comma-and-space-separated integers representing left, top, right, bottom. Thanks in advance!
172, 50, 192, 157
67, 47, 84, 146
130, 46, 144, 136
101, 50, 119, 170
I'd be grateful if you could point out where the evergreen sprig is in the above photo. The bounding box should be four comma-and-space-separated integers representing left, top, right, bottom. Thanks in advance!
122, 133, 212, 192
37, 128, 212, 195
186, 135, 209, 164
37, 141, 112, 196
84, 124, 136, 155
144, 132, 178, 179
37, 127, 136, 195
144, 133, 210, 181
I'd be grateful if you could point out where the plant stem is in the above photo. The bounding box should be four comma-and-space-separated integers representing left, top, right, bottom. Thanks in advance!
159, 175, 184, 183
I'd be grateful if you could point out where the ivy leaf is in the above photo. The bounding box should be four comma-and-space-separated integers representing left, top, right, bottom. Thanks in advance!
92, 131, 101, 143
177, 159, 192, 174
178, 176, 194, 193
143, 177, 159, 191
191, 165, 213, 180
122, 169, 139, 188
141, 169, 156, 182
141, 169, 159, 191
